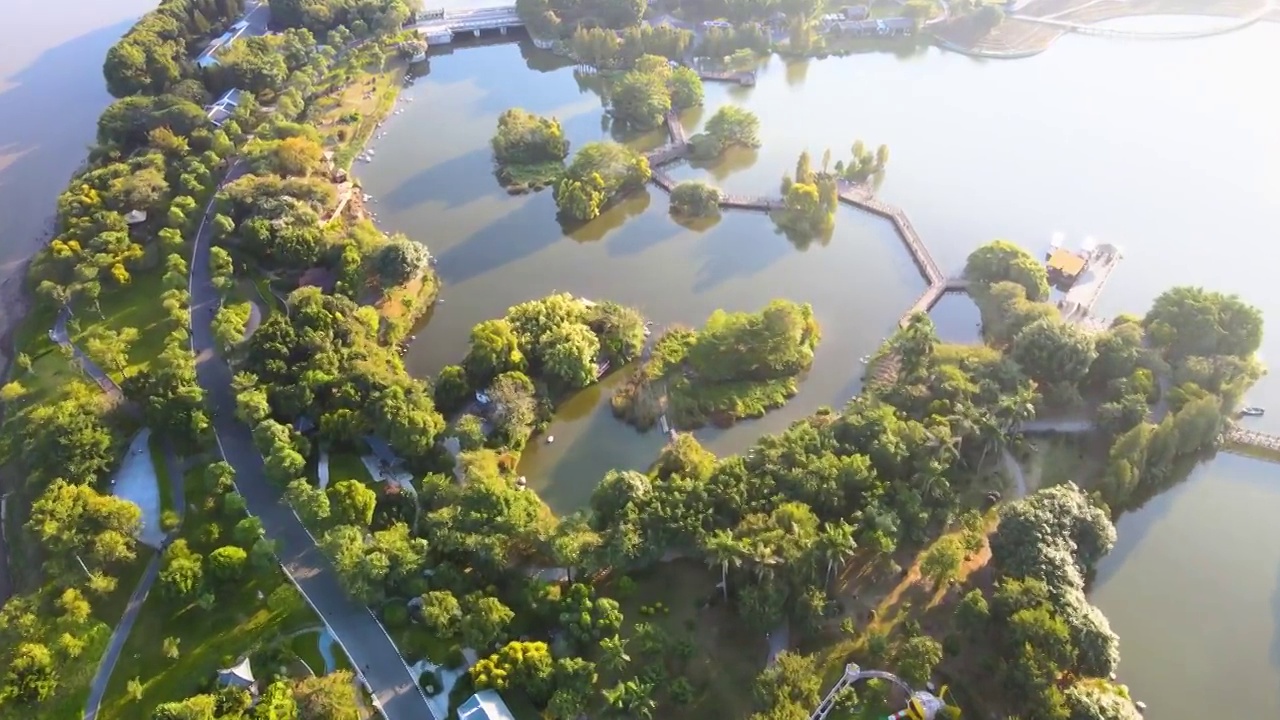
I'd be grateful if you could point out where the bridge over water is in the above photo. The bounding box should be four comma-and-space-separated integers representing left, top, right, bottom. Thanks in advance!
412, 5, 523, 43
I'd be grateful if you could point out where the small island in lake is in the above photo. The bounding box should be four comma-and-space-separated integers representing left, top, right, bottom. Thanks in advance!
491, 108, 571, 192
612, 299, 820, 430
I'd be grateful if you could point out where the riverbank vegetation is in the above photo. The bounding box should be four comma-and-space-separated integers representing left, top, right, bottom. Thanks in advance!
689, 105, 761, 160
1, 1, 429, 715
491, 108, 571, 192
612, 299, 820, 429
566, 24, 698, 68
554, 142, 652, 222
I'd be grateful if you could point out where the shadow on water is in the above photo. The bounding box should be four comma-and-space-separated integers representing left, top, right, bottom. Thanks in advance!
692, 214, 796, 293
379, 147, 495, 213
689, 145, 761, 183
566, 190, 653, 244
433, 195, 559, 285
0, 18, 139, 265
1091, 453, 1210, 587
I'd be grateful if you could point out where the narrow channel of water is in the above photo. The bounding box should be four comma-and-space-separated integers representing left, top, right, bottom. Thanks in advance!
360, 19, 1280, 717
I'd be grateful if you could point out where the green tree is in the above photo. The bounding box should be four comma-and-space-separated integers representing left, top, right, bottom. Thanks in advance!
328, 480, 377, 527
669, 181, 721, 217
433, 364, 472, 413
919, 536, 964, 587
464, 319, 525, 385
4, 643, 58, 704
491, 108, 570, 165
541, 322, 601, 389
419, 590, 462, 638
285, 478, 331, 527
159, 539, 204, 599
893, 635, 942, 687
964, 240, 1051, 301
460, 595, 515, 650
207, 545, 248, 584
1010, 318, 1097, 389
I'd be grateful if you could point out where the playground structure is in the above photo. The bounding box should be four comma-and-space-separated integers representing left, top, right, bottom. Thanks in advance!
810, 663, 953, 720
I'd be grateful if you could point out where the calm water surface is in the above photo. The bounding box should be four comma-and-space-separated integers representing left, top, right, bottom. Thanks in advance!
361, 17, 1280, 717
0, 0, 157, 282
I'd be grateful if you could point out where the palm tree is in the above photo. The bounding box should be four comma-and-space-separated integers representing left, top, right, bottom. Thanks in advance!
702, 529, 744, 602
599, 634, 631, 673
747, 542, 782, 584
815, 521, 858, 590
602, 680, 656, 719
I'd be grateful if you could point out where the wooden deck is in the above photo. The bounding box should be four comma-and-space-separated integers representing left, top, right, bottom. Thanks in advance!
719, 194, 784, 211
694, 68, 756, 86
1223, 424, 1280, 461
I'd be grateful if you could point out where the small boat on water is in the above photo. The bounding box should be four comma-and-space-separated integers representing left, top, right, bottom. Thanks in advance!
1240, 406, 1265, 417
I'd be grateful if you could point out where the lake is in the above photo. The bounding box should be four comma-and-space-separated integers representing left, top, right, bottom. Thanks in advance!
358, 15, 1280, 718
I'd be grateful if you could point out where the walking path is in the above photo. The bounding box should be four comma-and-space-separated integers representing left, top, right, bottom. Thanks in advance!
84, 440, 186, 720
188, 163, 435, 720
50, 308, 125, 402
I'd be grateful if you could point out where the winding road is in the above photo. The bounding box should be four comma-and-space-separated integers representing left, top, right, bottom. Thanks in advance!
188, 164, 434, 720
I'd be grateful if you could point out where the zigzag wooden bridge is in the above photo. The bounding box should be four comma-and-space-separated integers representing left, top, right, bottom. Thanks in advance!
644, 113, 961, 327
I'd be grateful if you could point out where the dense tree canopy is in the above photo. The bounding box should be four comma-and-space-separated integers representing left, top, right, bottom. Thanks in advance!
554, 142, 651, 222
1143, 286, 1263, 360
491, 109, 571, 166
243, 289, 445, 465
964, 240, 1051, 301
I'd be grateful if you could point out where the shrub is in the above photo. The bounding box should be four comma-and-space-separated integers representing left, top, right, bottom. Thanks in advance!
384, 602, 410, 629
444, 645, 466, 670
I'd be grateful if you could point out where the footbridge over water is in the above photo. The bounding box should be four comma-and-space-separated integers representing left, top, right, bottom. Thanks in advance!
1008, 0, 1273, 39
412, 5, 523, 44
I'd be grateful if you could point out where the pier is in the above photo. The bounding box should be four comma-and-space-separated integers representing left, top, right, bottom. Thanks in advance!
693, 68, 757, 86
1057, 244, 1122, 327
1223, 423, 1280, 461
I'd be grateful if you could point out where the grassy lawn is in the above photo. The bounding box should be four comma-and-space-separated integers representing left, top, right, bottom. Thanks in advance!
390, 623, 457, 666
148, 434, 174, 518
97, 467, 320, 720
290, 629, 327, 675
70, 269, 173, 379
326, 451, 374, 487
313, 54, 407, 169
604, 560, 764, 720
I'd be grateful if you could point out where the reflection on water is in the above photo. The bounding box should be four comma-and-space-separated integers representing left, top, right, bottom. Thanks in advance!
1090, 455, 1280, 718
929, 292, 982, 345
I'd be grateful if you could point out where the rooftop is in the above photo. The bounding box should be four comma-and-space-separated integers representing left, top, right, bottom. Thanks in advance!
458, 690, 516, 720
1047, 248, 1088, 277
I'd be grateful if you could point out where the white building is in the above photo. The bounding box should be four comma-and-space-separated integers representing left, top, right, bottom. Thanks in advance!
458, 690, 516, 720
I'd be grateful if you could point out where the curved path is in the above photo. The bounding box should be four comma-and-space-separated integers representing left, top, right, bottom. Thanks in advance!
84, 441, 186, 720
50, 309, 125, 403
188, 164, 434, 720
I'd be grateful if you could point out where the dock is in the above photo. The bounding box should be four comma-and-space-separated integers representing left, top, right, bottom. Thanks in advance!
1058, 245, 1122, 325
693, 68, 756, 86
1223, 423, 1280, 461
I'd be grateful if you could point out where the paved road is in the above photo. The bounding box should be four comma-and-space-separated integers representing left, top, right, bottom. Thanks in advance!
188, 165, 433, 719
